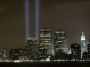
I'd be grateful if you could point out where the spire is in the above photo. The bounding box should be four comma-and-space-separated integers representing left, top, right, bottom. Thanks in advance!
82, 32, 85, 35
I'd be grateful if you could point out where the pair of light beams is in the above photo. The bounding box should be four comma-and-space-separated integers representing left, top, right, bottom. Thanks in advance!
24, 0, 40, 42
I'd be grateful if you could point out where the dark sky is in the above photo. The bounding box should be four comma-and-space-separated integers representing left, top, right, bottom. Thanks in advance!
0, 0, 90, 48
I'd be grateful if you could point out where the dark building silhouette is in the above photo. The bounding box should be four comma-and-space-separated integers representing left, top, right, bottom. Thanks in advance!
88, 44, 90, 59
9, 48, 31, 60
54, 30, 67, 60
25, 38, 38, 60
71, 43, 81, 60
82, 52, 88, 60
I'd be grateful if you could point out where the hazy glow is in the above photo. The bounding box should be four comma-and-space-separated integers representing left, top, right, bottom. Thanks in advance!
13, 60, 22, 63
46, 56, 50, 61
68, 50, 71, 54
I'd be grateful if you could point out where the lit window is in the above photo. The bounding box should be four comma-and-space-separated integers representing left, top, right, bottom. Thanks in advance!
45, 34, 51, 37
40, 33, 45, 37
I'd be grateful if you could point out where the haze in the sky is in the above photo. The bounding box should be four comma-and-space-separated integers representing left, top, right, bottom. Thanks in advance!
0, 0, 90, 48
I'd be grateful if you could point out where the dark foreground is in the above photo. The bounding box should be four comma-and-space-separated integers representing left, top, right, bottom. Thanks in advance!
0, 61, 90, 67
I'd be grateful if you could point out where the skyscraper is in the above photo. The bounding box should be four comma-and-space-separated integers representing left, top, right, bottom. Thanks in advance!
25, 38, 38, 60
71, 43, 81, 60
38, 28, 52, 60
82, 52, 88, 60
80, 32, 87, 58
54, 30, 68, 59
88, 44, 90, 59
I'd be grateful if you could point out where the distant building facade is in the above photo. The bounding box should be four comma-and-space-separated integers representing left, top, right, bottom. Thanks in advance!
54, 30, 68, 59
82, 52, 88, 60
80, 32, 87, 58
9, 48, 31, 60
88, 44, 90, 59
25, 38, 39, 60
38, 28, 52, 60
71, 43, 81, 60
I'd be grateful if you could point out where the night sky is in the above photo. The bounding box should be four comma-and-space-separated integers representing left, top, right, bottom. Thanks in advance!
0, 0, 90, 48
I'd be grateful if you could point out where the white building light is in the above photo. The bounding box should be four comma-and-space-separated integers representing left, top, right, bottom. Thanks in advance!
81, 32, 86, 41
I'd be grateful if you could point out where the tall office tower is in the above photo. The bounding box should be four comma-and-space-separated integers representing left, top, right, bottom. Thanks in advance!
80, 32, 87, 58
71, 43, 81, 60
38, 28, 52, 60
89, 37, 90, 44
25, 38, 38, 60
87, 37, 90, 59
54, 30, 68, 59
88, 44, 90, 59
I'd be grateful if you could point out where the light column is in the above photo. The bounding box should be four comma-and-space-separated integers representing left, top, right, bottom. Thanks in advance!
35, 0, 40, 39
24, 0, 30, 42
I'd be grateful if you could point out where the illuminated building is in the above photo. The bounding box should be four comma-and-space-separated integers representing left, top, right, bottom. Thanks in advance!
80, 32, 87, 58
9, 48, 32, 60
54, 30, 68, 59
71, 43, 81, 60
9, 38, 39, 60
9, 48, 23, 60
38, 28, 52, 60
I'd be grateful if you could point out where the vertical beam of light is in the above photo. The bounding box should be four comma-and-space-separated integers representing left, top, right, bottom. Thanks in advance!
35, 0, 40, 39
24, 0, 30, 42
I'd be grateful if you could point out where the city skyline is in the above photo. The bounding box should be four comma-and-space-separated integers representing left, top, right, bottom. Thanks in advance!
0, 28, 90, 61
0, 0, 90, 48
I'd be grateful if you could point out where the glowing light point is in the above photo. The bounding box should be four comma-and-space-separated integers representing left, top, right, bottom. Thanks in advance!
46, 56, 50, 61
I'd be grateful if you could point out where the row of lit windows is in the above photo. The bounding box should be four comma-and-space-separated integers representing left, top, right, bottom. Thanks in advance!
39, 40, 51, 42
54, 36, 65, 38
39, 43, 51, 46
40, 38, 51, 40
40, 29, 50, 32
40, 33, 51, 37
40, 40, 50, 43
55, 41, 63, 43
39, 41, 51, 43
